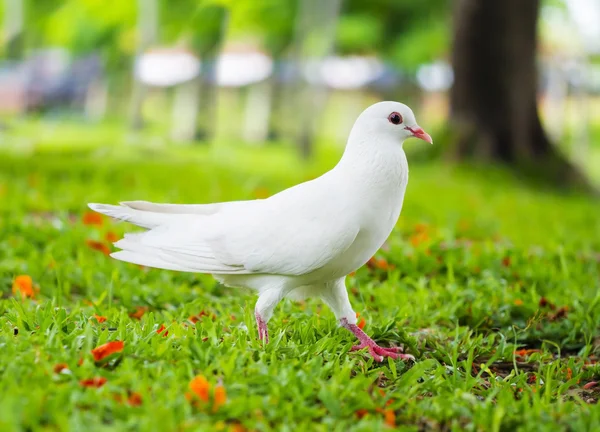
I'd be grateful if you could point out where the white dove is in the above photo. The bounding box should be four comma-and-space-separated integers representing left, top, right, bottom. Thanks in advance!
89, 101, 432, 362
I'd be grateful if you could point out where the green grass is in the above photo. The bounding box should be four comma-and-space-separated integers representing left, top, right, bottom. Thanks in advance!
1, 142, 600, 431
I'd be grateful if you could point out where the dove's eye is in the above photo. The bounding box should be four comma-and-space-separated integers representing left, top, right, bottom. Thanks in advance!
388, 112, 402, 125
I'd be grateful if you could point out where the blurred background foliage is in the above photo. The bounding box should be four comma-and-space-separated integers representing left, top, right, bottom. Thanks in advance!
0, 0, 598, 184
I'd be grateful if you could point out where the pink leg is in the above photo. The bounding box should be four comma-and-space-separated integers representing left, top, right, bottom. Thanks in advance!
341, 318, 414, 362
255, 311, 269, 344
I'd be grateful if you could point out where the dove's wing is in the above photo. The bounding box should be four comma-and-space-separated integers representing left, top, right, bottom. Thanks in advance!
207, 200, 360, 275
110, 177, 360, 276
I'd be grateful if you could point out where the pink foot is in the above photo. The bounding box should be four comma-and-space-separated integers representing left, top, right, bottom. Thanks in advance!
341, 318, 415, 363
255, 311, 269, 344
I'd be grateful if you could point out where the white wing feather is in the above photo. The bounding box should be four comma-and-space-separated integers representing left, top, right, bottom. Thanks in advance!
92, 173, 359, 276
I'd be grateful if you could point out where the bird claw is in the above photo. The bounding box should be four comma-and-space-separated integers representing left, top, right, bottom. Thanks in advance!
352, 342, 415, 362
255, 312, 269, 344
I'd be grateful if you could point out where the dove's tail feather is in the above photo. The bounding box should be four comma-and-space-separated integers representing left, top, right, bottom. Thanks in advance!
110, 237, 248, 274
88, 203, 178, 229
121, 200, 249, 216
111, 251, 199, 272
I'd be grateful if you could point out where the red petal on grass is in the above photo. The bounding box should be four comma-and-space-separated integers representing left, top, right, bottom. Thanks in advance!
355, 409, 369, 419
549, 306, 568, 321
376, 408, 396, 427
91, 341, 124, 362
539, 297, 556, 310
80, 377, 107, 388
94, 315, 107, 323
583, 381, 598, 390
366, 257, 394, 271
189, 376, 210, 402
383, 409, 396, 428
53, 363, 69, 374
105, 231, 119, 242
86, 239, 111, 255
82, 211, 103, 227
212, 385, 227, 412
189, 310, 216, 323
129, 306, 148, 319
157, 324, 169, 337
414, 223, 429, 234
514, 348, 543, 358
410, 232, 429, 247
502, 256, 511, 267
12, 275, 35, 299
127, 392, 143, 406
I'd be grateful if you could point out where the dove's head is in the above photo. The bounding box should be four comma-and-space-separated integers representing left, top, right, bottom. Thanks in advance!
353, 101, 433, 145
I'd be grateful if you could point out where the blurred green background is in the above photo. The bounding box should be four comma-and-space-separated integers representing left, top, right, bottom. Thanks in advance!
1, 1, 600, 431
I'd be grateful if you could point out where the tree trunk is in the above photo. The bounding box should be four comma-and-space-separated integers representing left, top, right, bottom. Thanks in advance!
129, 0, 159, 130
292, 0, 342, 159
194, 56, 218, 141
4, 0, 24, 60
450, 0, 588, 187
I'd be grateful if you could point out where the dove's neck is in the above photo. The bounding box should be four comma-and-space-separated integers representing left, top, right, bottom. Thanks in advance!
335, 129, 409, 193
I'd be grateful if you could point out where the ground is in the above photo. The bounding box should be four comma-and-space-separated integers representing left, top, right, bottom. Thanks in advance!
1, 141, 599, 431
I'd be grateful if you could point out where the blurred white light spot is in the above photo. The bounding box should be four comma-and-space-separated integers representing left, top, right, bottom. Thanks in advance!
304, 56, 384, 89
216, 52, 273, 87
135, 49, 201, 87
416, 61, 454, 92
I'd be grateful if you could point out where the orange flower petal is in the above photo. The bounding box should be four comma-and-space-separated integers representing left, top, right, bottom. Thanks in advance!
514, 348, 542, 358
82, 211, 104, 227
86, 239, 111, 255
355, 409, 369, 419
127, 392, 143, 406
189, 310, 216, 323
513, 299, 523, 306
383, 409, 396, 427
189, 375, 211, 402
94, 314, 107, 323
129, 306, 148, 320
80, 377, 107, 388
357, 317, 366, 330
375, 408, 396, 427
410, 232, 429, 247
12, 275, 35, 299
105, 231, 119, 242
91, 341, 124, 362
53, 363, 69, 374
157, 324, 169, 337
212, 385, 227, 412
230, 424, 246, 432
414, 223, 428, 234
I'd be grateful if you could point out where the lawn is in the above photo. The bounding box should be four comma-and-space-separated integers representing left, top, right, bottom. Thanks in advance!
1, 142, 599, 431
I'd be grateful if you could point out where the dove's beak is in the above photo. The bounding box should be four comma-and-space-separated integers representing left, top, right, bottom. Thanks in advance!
405, 126, 433, 144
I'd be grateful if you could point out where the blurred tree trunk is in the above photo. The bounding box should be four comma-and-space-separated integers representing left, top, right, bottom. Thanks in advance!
4, 0, 24, 60
450, 0, 587, 186
266, 61, 285, 142
129, 0, 159, 130
293, 0, 342, 159
191, 6, 228, 142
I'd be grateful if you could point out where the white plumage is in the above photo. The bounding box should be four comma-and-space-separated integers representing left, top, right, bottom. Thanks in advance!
89, 101, 432, 362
